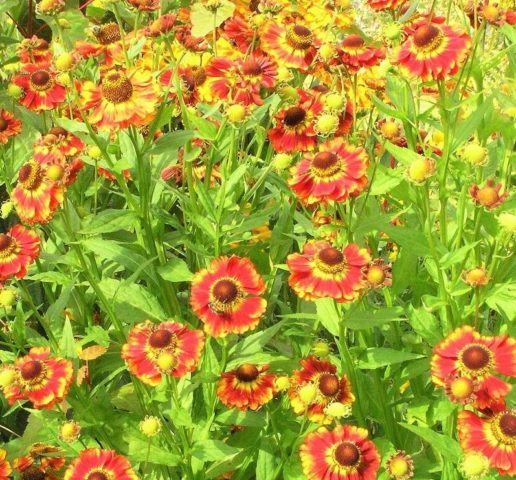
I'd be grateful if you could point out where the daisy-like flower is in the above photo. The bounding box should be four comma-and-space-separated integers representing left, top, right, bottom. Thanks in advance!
259, 21, 318, 70
17, 36, 52, 63
80, 68, 159, 130
190, 256, 267, 337
335, 35, 385, 74
122, 320, 204, 386
222, 14, 255, 53
0, 224, 40, 282
287, 240, 370, 303
458, 408, 516, 476
160, 65, 212, 106
394, 21, 471, 81
431, 326, 515, 411
64, 449, 139, 480
144, 13, 177, 37
206, 54, 277, 105
365, 259, 392, 288
300, 424, 381, 480
289, 356, 354, 424
75, 22, 126, 65
470, 179, 508, 210
217, 363, 276, 411
268, 89, 323, 153
297, 0, 355, 34
127, 0, 160, 11
11, 161, 64, 225
288, 137, 369, 205
13, 443, 65, 480
0, 449, 11, 480
1, 347, 73, 410
386, 450, 414, 480
0, 109, 22, 144
367, 0, 406, 11
12, 63, 66, 111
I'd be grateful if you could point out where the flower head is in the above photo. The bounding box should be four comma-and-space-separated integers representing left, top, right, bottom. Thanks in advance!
0, 109, 22, 144
470, 179, 508, 210
64, 449, 139, 480
0, 224, 40, 282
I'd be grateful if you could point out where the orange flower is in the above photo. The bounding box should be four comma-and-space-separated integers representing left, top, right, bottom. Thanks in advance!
394, 21, 471, 81
1, 347, 73, 410
288, 137, 369, 205
11, 161, 64, 224
217, 364, 276, 411
364, 259, 392, 288
300, 424, 381, 480
121, 320, 204, 386
13, 443, 65, 480
0, 109, 22, 144
80, 68, 159, 130
143, 13, 177, 37
12, 63, 66, 111
458, 409, 516, 476
0, 224, 40, 282
259, 21, 318, 70
385, 450, 414, 480
160, 66, 211, 106
18, 36, 52, 63
287, 240, 370, 303
190, 256, 267, 337
0, 449, 11, 480
64, 449, 138, 480
367, 0, 406, 10
335, 35, 385, 74
127, 0, 160, 11
431, 326, 515, 411
289, 356, 354, 424
470, 178, 508, 210
75, 22, 126, 65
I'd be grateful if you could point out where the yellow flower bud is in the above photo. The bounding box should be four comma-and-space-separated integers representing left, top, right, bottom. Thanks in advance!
407, 157, 436, 183
380, 120, 399, 140
55, 52, 75, 71
47, 164, 65, 181
7, 83, 22, 99
272, 153, 292, 171
275, 376, 290, 391
57, 72, 71, 86
319, 43, 335, 61
315, 113, 339, 136
0, 368, 16, 388
312, 340, 330, 358
459, 452, 490, 479
462, 267, 489, 287
59, 420, 81, 442
0, 288, 18, 307
156, 352, 176, 371
226, 104, 247, 123
324, 402, 352, 418
460, 143, 487, 166
1, 201, 13, 219
277, 66, 293, 83
324, 93, 345, 111
140, 416, 162, 437
88, 146, 102, 159
298, 383, 317, 405
498, 212, 516, 233
384, 23, 401, 40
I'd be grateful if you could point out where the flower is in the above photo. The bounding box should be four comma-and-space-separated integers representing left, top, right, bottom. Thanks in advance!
288, 137, 369, 205
470, 179, 508, 210
394, 21, 471, 81
460, 143, 487, 166
444, 374, 478, 405
190, 256, 267, 337
334, 35, 385, 74
431, 326, 515, 411
386, 451, 414, 480
12, 63, 66, 111
365, 259, 392, 288
59, 421, 81, 442
127, 0, 160, 10
122, 320, 204, 386
0, 449, 11, 480
458, 452, 490, 479
11, 161, 64, 224
259, 22, 318, 70
287, 240, 370, 303
458, 409, 516, 476
498, 212, 516, 233
289, 356, 354, 424
268, 89, 323, 153
367, 0, 406, 11
64, 449, 139, 480
300, 424, 381, 480
462, 267, 489, 287
217, 363, 276, 411
407, 157, 436, 183
0, 109, 22, 144
139, 416, 162, 437
18, 36, 52, 63
13, 443, 65, 480
0, 224, 40, 282
80, 68, 159, 130
1, 347, 73, 409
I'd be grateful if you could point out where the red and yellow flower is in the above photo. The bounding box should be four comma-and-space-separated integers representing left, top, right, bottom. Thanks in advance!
288, 137, 369, 205
287, 240, 370, 303
75, 22, 126, 65
458, 409, 516, 476
335, 35, 385, 74
18, 36, 52, 64
0, 449, 11, 480
431, 326, 515, 410
1, 347, 73, 410
122, 320, 204, 386
80, 67, 159, 130
268, 89, 323, 153
12, 63, 66, 111
13, 443, 65, 480
11, 161, 64, 224
394, 21, 471, 81
160, 66, 213, 106
367, 0, 406, 11
365, 259, 392, 288
385, 450, 414, 480
289, 356, 354, 424
470, 178, 508, 210
206, 54, 277, 106
259, 21, 318, 71
217, 363, 276, 410
300, 424, 381, 480
0, 109, 22, 144
64, 449, 138, 480
190, 256, 267, 337
0, 224, 40, 282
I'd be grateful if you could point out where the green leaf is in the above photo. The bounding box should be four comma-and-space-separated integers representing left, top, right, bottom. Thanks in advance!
79, 210, 138, 235
216, 410, 266, 428
451, 97, 492, 151
346, 307, 405, 329
256, 437, 276, 480
157, 257, 193, 282
59, 318, 77, 359
150, 130, 195, 155
315, 297, 340, 336
228, 320, 285, 360
407, 306, 443, 345
128, 435, 180, 466
485, 283, 516, 321
191, 440, 241, 462
357, 348, 424, 369
439, 241, 480, 269
190, 1, 235, 37
370, 165, 403, 195
187, 111, 218, 140
384, 141, 425, 166
382, 225, 431, 257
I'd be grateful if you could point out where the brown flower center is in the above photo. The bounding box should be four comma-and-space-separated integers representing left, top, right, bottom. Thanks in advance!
18, 163, 44, 190
21, 360, 43, 381
48, 126, 67, 137
212, 279, 239, 304
102, 72, 133, 104
460, 345, 491, 371
318, 247, 344, 266
241, 58, 263, 76
286, 24, 312, 50
94, 22, 121, 45
283, 107, 306, 127
183, 66, 207, 90
30, 70, 52, 91
149, 329, 174, 348
413, 24, 442, 51
236, 364, 259, 382
311, 152, 341, 177
318, 373, 340, 396
21, 467, 46, 480
342, 34, 365, 49
88, 473, 109, 480
0, 234, 13, 252
335, 442, 360, 467
0, 117, 7, 132
500, 413, 516, 438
